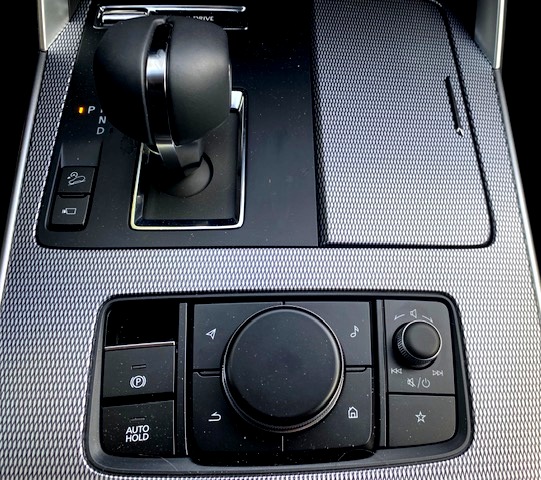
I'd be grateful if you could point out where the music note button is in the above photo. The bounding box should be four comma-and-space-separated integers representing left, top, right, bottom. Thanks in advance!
285, 301, 372, 367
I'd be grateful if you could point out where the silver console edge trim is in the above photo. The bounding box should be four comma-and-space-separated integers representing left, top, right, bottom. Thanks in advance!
494, 70, 541, 304
37, 0, 71, 50
495, 0, 506, 69
475, 0, 507, 68
0, 53, 46, 305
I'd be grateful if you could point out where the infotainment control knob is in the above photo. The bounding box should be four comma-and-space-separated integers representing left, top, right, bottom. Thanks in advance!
394, 320, 442, 368
222, 307, 344, 433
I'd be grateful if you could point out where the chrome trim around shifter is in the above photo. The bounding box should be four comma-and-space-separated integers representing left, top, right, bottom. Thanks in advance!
95, 4, 247, 30
130, 90, 247, 230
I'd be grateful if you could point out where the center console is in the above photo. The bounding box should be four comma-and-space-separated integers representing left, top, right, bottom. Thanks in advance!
35, 9, 478, 470
2, 1, 540, 479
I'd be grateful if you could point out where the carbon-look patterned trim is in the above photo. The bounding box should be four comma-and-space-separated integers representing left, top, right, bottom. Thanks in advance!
313, 0, 491, 247
1, 1, 540, 479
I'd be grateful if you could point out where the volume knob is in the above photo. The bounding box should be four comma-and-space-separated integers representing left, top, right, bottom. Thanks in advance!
394, 320, 442, 369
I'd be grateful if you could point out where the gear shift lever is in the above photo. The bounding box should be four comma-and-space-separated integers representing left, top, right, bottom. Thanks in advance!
93, 16, 231, 196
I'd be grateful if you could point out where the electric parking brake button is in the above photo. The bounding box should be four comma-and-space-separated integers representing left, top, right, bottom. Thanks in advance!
102, 343, 175, 398
101, 401, 175, 456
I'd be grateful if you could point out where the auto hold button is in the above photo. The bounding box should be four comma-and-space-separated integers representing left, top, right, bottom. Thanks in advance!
101, 401, 175, 456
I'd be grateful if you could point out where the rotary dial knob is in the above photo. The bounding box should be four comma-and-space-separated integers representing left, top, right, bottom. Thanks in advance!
222, 307, 344, 433
394, 320, 442, 369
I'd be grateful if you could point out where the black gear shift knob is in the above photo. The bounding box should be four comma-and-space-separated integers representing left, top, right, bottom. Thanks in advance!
93, 16, 231, 192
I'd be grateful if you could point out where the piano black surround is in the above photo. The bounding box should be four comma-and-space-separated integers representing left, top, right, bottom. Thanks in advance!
87, 292, 471, 475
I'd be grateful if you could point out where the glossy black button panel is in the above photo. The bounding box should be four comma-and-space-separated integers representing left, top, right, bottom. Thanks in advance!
92, 294, 469, 473
102, 343, 175, 398
101, 401, 175, 456
46, 98, 107, 231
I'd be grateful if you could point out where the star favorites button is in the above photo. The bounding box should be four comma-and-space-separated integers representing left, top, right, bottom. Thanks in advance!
388, 395, 456, 447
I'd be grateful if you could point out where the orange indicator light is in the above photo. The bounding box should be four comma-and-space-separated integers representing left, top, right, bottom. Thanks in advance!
78, 106, 85, 114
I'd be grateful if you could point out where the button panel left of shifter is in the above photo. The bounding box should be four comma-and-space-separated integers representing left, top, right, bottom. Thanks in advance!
47, 99, 105, 230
